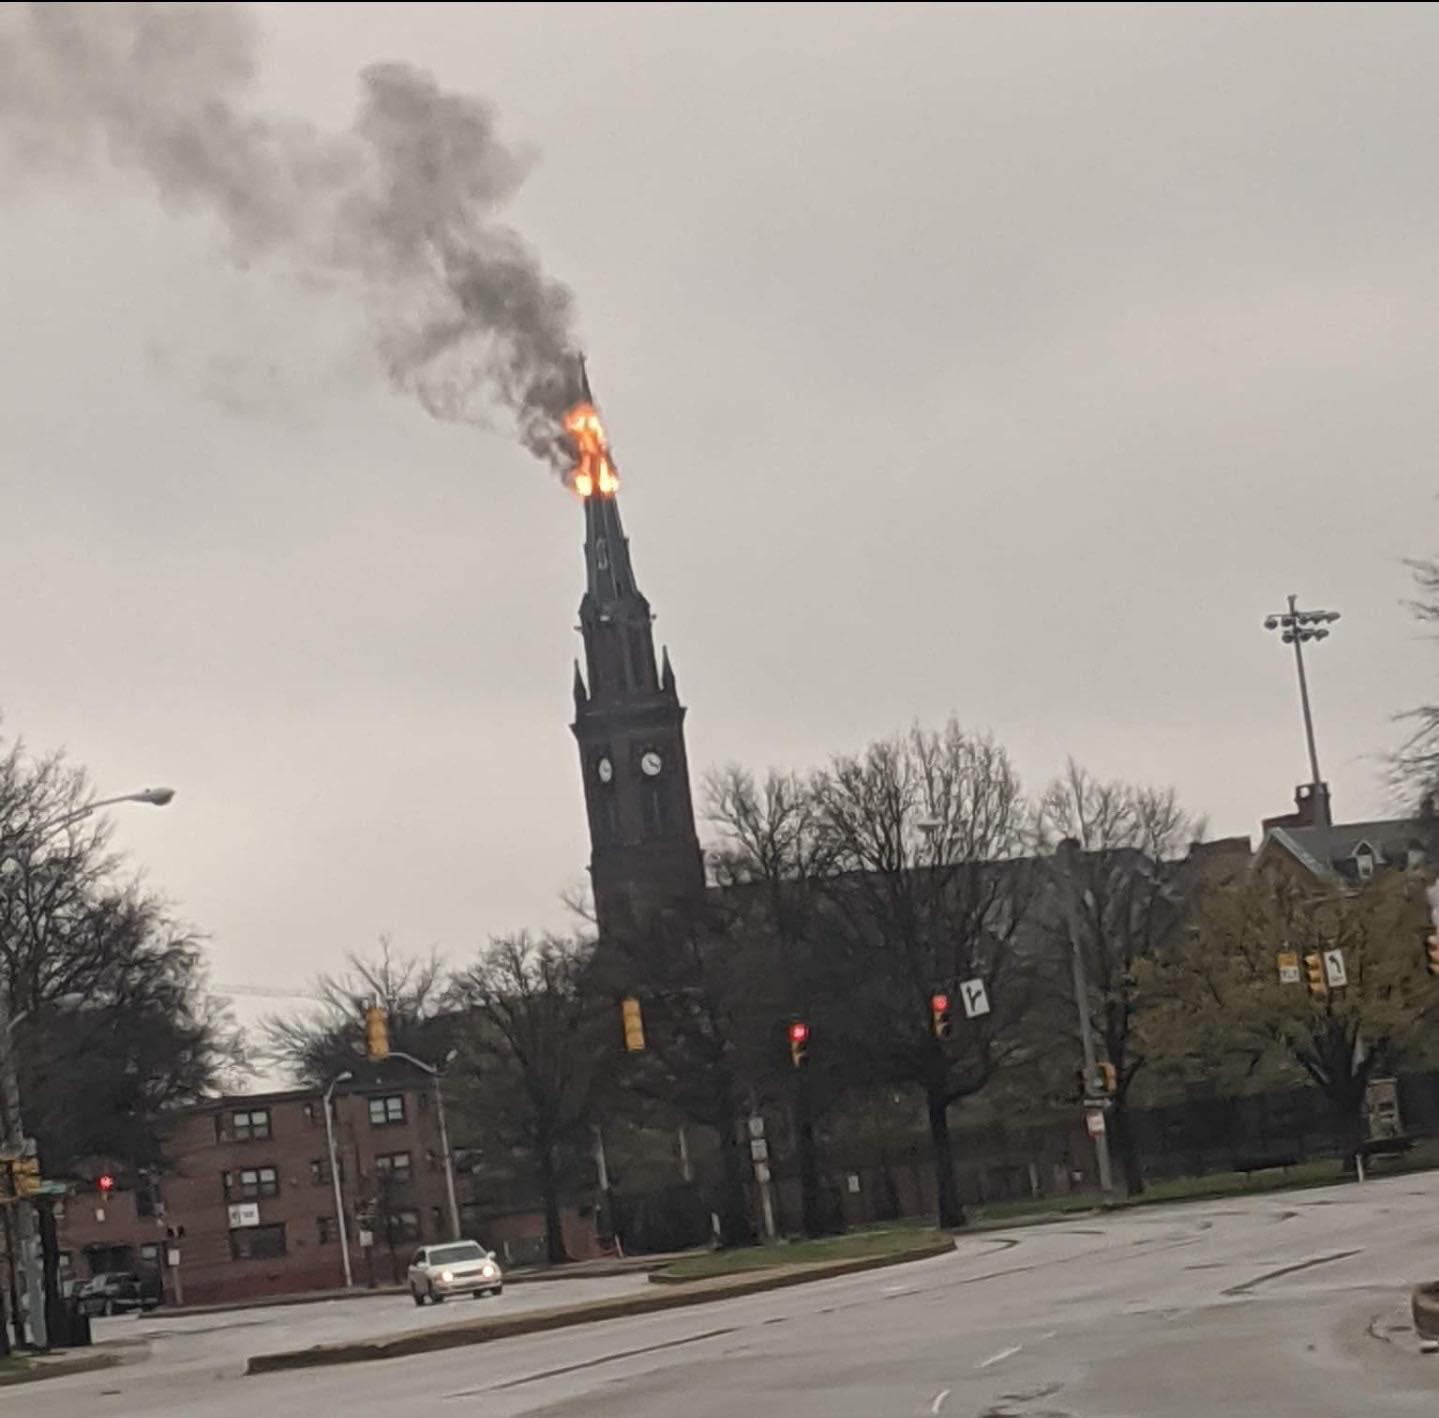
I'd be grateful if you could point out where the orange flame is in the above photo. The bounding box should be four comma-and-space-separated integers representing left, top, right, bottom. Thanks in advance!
564, 402, 619, 499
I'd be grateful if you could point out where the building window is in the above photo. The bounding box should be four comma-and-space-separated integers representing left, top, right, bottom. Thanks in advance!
309, 1157, 340, 1186
316, 1216, 336, 1245
643, 783, 672, 837
223, 1166, 279, 1201
302, 1102, 319, 1126
229, 1224, 286, 1261
230, 1109, 271, 1142
386, 1209, 421, 1243
368, 1095, 406, 1127
375, 1151, 412, 1182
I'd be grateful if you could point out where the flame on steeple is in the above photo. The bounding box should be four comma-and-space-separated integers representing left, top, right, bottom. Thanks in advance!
564, 401, 619, 499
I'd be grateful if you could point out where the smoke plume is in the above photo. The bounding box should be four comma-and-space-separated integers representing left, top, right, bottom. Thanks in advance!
0, 2, 581, 466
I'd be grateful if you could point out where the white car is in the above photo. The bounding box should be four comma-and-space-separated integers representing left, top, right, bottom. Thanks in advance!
407, 1241, 504, 1304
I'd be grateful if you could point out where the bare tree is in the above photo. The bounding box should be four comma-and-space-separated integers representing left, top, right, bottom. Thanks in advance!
706, 765, 837, 1235
1396, 555, 1439, 803
260, 940, 448, 1084
809, 722, 1039, 1229
448, 934, 603, 1264
0, 730, 238, 1173
1036, 762, 1203, 1196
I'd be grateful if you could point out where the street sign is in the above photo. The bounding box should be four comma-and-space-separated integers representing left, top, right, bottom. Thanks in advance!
749, 1138, 769, 1163
227, 1202, 260, 1229
358, 1228, 374, 1248
1277, 952, 1301, 985
1323, 949, 1347, 989
960, 978, 991, 1019
1085, 1109, 1107, 1139
747, 1115, 766, 1140
167, 1248, 181, 1268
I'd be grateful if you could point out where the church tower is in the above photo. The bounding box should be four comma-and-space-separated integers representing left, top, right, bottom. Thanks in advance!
568, 373, 705, 935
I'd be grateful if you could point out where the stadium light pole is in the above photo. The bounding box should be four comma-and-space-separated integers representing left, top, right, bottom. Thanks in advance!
1264, 594, 1340, 811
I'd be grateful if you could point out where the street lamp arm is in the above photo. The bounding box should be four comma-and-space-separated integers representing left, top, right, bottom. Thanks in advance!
32, 788, 176, 841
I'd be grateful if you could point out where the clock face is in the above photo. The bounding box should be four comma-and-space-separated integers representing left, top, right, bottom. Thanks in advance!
640, 750, 663, 778
597, 756, 614, 784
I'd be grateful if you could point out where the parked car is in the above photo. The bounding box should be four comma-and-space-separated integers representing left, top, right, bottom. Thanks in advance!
407, 1241, 504, 1305
77, 1271, 160, 1317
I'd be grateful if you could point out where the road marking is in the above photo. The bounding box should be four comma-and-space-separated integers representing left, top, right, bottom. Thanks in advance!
929, 1388, 951, 1413
977, 1344, 1022, 1369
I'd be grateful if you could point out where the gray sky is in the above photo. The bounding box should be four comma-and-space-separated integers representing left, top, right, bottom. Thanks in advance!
2, 3, 1434, 1049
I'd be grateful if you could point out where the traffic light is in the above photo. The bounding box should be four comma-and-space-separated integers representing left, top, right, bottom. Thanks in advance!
930, 992, 953, 1040
365, 1004, 390, 1060
1303, 954, 1328, 997
788, 1020, 810, 1069
98, 1173, 115, 1195
620, 996, 645, 1052
1426, 934, 1439, 978
1098, 1062, 1117, 1094
13, 1157, 40, 1197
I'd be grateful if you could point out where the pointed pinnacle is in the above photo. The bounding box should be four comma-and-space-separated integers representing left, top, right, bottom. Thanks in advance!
577, 351, 594, 404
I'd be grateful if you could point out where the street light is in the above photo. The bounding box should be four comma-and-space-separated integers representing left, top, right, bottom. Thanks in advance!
0, 785, 175, 1348
387, 1049, 462, 1241
1263, 595, 1339, 824
322, 1070, 355, 1288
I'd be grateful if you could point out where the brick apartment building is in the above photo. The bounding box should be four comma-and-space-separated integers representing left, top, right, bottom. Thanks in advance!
59, 1058, 602, 1306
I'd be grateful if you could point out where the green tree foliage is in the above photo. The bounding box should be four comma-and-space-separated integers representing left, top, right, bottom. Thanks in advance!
1141, 866, 1439, 1161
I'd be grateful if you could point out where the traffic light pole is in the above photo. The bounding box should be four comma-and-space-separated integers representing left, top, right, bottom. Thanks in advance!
0, 996, 45, 1348
1057, 842, 1115, 1198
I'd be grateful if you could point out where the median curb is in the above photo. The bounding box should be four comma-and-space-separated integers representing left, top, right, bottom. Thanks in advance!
0, 1349, 125, 1387
245, 1238, 954, 1375
1411, 1281, 1439, 1351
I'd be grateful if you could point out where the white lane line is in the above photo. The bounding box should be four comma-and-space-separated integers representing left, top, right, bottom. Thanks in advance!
976, 1344, 1022, 1369
929, 1388, 951, 1413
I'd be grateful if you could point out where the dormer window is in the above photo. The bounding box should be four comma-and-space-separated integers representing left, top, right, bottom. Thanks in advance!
1353, 841, 1376, 880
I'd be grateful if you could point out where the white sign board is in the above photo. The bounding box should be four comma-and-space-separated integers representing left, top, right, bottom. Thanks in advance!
747, 1115, 766, 1140
1323, 949, 1347, 989
1086, 1109, 1107, 1139
846, 1173, 861, 1194
1277, 951, 1301, 985
358, 1228, 375, 1249
960, 978, 991, 1019
167, 1248, 181, 1268
753, 1161, 771, 1185
749, 1138, 769, 1163
227, 1202, 260, 1229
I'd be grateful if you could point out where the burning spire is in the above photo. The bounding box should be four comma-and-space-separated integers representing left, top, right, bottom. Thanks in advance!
564, 355, 620, 499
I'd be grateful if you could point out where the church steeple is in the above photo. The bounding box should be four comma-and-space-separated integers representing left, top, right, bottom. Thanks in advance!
567, 368, 704, 934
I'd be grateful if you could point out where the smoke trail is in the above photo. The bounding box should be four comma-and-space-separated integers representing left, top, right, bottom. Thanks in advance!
0, 2, 581, 466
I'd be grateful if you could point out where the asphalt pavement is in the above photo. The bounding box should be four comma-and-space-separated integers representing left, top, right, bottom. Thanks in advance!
20, 1173, 1439, 1417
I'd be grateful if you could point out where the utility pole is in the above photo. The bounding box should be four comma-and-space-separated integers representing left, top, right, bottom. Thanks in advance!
1264, 594, 1340, 826
1056, 839, 1114, 1198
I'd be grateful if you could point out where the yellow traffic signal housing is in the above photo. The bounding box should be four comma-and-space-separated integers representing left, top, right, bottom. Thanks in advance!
621, 996, 645, 1052
1098, 1062, 1117, 1093
1303, 954, 1328, 997
365, 1004, 390, 1059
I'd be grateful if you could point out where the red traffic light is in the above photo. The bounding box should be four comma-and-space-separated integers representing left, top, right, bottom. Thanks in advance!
788, 1021, 810, 1044
98, 1174, 115, 1193
931, 992, 950, 1013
